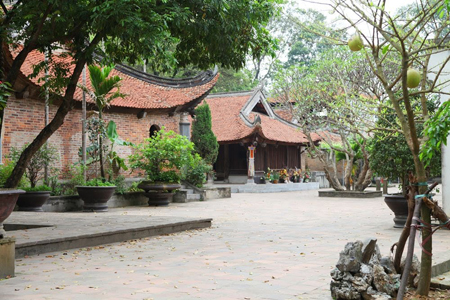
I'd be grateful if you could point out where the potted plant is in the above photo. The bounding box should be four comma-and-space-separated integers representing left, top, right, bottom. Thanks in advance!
76, 64, 128, 212
129, 128, 197, 206
303, 169, 311, 183
10, 144, 58, 212
279, 169, 289, 183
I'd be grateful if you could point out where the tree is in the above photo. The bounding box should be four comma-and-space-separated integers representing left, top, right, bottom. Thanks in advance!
273, 47, 375, 192
212, 68, 258, 93
0, 0, 280, 188
191, 102, 219, 167
328, 0, 450, 295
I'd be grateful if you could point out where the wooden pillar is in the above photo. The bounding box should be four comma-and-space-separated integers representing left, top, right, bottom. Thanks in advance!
224, 144, 230, 183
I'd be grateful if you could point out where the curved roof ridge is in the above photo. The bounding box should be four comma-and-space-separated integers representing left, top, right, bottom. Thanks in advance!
208, 90, 255, 98
114, 64, 218, 88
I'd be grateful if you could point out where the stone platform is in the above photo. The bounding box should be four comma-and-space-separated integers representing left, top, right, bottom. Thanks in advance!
4, 211, 211, 258
318, 190, 383, 198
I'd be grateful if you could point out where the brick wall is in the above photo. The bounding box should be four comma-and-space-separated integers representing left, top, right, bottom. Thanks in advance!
304, 150, 345, 179
2, 96, 183, 178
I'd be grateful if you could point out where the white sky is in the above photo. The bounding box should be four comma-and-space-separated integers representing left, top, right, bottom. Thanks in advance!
295, 0, 415, 15
292, 0, 416, 36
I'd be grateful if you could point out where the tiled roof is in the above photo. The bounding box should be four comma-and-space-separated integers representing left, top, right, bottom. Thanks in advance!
9, 47, 218, 110
205, 92, 311, 144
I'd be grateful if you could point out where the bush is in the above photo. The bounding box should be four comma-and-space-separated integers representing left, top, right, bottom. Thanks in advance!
84, 178, 115, 187
184, 155, 211, 187
22, 185, 51, 192
0, 160, 28, 188
129, 128, 197, 183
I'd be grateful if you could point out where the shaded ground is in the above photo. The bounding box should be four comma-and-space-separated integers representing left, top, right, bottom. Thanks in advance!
0, 187, 449, 299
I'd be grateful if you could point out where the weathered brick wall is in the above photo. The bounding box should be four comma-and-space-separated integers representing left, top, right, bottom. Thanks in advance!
2, 96, 182, 178
304, 151, 345, 178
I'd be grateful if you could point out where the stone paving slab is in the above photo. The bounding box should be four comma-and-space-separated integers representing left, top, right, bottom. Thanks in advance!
4, 212, 212, 258
0, 187, 449, 299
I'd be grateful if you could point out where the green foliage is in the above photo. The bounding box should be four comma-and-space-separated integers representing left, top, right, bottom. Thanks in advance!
127, 181, 144, 193
57, 164, 86, 196
3, 0, 280, 188
129, 128, 197, 183
191, 102, 219, 165
421, 100, 450, 166
212, 68, 258, 93
106, 120, 134, 177
369, 103, 441, 195
0, 161, 27, 188
0, 81, 12, 110
9, 144, 59, 188
183, 155, 211, 188
84, 178, 115, 187
22, 185, 51, 192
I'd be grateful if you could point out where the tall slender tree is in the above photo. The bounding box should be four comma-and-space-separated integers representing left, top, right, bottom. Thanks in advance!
191, 102, 219, 168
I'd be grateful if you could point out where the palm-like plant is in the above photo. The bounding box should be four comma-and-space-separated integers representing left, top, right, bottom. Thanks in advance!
79, 64, 125, 179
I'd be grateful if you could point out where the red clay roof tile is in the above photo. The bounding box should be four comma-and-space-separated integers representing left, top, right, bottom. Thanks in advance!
10, 47, 218, 110
205, 92, 310, 144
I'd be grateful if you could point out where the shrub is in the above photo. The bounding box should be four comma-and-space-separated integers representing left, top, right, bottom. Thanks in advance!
184, 155, 211, 187
129, 128, 197, 183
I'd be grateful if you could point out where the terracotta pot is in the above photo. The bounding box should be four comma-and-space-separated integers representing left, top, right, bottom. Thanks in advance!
0, 189, 26, 238
76, 186, 116, 212
17, 191, 51, 212
272, 179, 279, 184
138, 181, 181, 206
384, 194, 408, 228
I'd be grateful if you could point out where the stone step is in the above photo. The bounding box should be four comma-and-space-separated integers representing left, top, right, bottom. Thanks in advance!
431, 270, 450, 290
179, 188, 194, 194
186, 194, 201, 202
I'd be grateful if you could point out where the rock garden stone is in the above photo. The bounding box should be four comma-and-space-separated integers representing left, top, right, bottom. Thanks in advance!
330, 239, 417, 299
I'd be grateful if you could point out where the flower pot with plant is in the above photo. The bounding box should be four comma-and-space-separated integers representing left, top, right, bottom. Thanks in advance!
129, 128, 197, 206
10, 144, 58, 212
76, 64, 130, 212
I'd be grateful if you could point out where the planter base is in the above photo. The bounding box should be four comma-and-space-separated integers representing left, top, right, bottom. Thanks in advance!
76, 186, 116, 213
384, 194, 408, 228
138, 181, 181, 207
144, 192, 174, 206
17, 191, 51, 212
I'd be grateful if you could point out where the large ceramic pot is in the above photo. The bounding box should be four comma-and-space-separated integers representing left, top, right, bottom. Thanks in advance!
384, 193, 408, 228
17, 191, 51, 212
0, 189, 26, 238
137, 181, 181, 206
76, 186, 116, 212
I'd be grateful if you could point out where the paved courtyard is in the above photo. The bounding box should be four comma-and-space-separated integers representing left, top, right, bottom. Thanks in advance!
1, 188, 449, 299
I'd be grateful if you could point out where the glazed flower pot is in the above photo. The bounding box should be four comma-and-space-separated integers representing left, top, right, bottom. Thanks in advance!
76, 186, 116, 212
383, 194, 408, 228
0, 189, 26, 238
137, 181, 181, 206
17, 191, 51, 212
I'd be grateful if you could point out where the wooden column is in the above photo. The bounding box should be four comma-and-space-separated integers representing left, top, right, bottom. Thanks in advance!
224, 144, 230, 182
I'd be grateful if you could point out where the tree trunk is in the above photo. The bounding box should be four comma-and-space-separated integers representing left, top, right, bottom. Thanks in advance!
98, 111, 106, 179
394, 183, 416, 273
344, 158, 353, 190
355, 157, 372, 191
5, 57, 87, 188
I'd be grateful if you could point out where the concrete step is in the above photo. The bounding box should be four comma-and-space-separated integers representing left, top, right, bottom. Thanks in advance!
6, 213, 212, 258
431, 270, 450, 290
179, 188, 194, 194
186, 194, 201, 202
